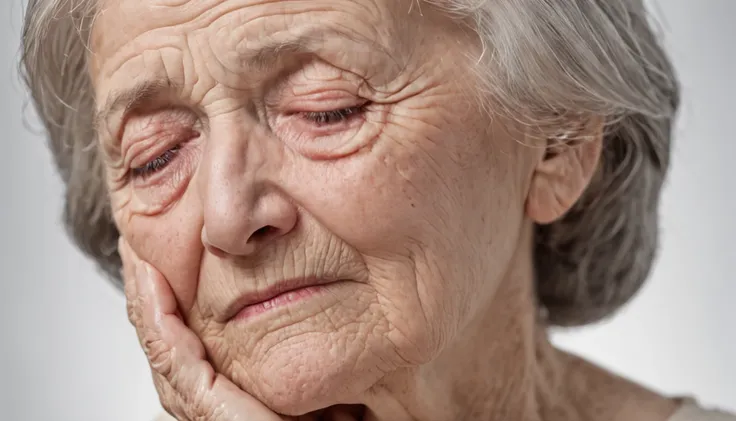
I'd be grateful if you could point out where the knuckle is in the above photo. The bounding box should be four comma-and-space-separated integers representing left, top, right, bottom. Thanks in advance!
144, 335, 174, 378
159, 398, 178, 420
127, 296, 144, 327
183, 371, 218, 421
126, 302, 138, 325
155, 377, 188, 421
154, 370, 225, 421
187, 399, 217, 421
155, 381, 177, 414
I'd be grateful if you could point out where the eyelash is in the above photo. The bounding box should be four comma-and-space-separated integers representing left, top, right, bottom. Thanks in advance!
130, 106, 365, 179
131, 144, 182, 179
300, 106, 363, 125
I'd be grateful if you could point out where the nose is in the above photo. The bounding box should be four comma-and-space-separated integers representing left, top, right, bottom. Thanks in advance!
199, 115, 297, 256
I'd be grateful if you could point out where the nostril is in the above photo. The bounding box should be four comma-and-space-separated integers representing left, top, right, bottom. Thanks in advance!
250, 225, 275, 241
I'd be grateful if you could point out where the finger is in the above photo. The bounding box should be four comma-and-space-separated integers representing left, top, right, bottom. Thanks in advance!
118, 237, 141, 327
137, 260, 286, 421
150, 371, 190, 421
151, 369, 302, 421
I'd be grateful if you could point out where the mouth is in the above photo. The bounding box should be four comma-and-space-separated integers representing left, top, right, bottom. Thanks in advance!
222, 277, 345, 322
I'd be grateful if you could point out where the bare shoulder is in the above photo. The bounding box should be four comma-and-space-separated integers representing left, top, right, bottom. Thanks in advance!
669, 401, 736, 421
152, 413, 177, 421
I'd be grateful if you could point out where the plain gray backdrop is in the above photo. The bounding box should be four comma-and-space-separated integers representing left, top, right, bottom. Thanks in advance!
0, 1, 734, 420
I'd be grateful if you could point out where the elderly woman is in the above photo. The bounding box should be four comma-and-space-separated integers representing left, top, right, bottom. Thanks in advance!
18, 0, 734, 420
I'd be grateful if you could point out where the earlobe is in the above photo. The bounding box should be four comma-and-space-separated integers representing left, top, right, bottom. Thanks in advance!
525, 118, 604, 225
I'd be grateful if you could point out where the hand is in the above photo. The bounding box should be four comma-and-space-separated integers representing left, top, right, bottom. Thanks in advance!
119, 238, 291, 421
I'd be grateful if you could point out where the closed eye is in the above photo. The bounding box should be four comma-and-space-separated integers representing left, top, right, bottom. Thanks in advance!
300, 105, 365, 126
131, 144, 182, 179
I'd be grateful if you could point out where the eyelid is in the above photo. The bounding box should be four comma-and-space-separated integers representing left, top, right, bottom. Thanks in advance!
126, 129, 195, 171
281, 92, 365, 112
120, 109, 198, 166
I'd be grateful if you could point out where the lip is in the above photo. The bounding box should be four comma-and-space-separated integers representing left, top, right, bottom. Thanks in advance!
221, 277, 342, 322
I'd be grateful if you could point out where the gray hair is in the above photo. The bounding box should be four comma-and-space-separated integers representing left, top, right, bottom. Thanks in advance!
19, 0, 679, 326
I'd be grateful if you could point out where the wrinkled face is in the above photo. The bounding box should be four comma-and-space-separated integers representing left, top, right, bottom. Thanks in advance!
92, 0, 540, 415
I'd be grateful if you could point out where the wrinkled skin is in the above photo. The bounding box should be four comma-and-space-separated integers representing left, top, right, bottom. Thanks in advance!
91, 0, 610, 419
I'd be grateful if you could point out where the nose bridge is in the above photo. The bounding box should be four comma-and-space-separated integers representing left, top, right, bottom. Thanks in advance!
201, 114, 263, 216
199, 114, 271, 254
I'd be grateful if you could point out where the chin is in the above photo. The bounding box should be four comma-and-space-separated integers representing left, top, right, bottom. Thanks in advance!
235, 334, 387, 415
209, 283, 433, 415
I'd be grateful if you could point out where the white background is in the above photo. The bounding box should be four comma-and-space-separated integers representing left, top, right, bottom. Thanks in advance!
0, 1, 733, 420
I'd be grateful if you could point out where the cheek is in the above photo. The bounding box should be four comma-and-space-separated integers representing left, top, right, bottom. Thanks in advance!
291, 126, 491, 261
291, 151, 432, 256
280, 122, 492, 352
285, 124, 458, 254
119, 190, 204, 312
299, 114, 524, 339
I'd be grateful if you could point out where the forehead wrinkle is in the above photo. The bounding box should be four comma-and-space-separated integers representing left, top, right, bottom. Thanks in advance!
92, 5, 402, 149
94, 36, 325, 131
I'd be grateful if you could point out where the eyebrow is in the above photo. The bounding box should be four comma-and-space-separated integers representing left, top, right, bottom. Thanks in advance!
94, 78, 180, 137
93, 37, 321, 136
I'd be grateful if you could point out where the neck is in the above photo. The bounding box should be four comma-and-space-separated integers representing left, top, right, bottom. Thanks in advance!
354, 226, 680, 421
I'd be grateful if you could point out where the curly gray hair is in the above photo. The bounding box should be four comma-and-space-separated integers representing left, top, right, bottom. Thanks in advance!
19, 0, 679, 326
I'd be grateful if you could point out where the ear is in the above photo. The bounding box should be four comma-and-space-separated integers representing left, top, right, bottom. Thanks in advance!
526, 117, 604, 225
